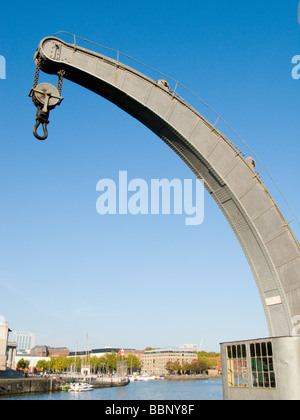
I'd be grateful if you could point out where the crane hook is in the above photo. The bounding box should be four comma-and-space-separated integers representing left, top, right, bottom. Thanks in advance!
33, 107, 50, 140
29, 82, 63, 141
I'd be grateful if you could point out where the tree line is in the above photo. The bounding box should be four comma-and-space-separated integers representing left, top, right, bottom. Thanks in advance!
17, 350, 220, 375
165, 358, 217, 375
17, 352, 141, 374
165, 352, 220, 375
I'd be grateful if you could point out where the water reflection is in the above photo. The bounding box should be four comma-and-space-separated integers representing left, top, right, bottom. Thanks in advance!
0, 378, 223, 401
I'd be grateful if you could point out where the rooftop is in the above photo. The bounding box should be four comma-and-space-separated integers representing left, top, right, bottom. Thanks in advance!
144, 347, 197, 354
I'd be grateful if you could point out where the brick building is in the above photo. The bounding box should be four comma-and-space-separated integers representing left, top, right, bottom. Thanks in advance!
117, 349, 144, 360
141, 347, 197, 376
31, 345, 70, 357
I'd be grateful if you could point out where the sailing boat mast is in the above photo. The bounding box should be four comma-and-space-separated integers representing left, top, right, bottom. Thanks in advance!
74, 342, 77, 375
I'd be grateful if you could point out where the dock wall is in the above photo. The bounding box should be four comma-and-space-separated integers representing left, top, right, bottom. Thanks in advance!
0, 378, 62, 396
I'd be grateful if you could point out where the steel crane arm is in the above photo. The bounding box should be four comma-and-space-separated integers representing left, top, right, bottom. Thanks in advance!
33, 36, 300, 338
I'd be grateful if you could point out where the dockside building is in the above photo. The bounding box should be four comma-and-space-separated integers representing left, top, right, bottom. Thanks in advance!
141, 347, 197, 376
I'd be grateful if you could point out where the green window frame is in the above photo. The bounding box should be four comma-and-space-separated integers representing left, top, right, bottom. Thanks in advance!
250, 342, 276, 389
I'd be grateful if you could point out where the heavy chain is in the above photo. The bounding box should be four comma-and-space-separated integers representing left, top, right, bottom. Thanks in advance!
33, 56, 42, 89
57, 70, 66, 95
33, 56, 66, 95
30, 58, 66, 140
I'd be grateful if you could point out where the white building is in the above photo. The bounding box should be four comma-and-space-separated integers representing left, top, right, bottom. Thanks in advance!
15, 354, 50, 369
0, 317, 17, 372
0, 319, 9, 371
11, 331, 35, 352
179, 344, 198, 352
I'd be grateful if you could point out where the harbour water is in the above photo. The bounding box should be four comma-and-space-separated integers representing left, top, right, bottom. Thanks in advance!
0, 378, 223, 400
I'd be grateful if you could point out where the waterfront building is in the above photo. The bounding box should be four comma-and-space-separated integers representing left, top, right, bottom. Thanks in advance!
90, 347, 122, 358
69, 347, 120, 359
6, 342, 17, 370
0, 319, 10, 371
117, 349, 144, 360
0, 319, 17, 372
68, 347, 139, 359
179, 344, 198, 352
141, 347, 198, 376
11, 331, 35, 352
15, 354, 51, 371
30, 345, 70, 357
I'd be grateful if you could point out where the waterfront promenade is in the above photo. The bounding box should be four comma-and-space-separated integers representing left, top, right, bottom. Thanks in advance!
0, 375, 129, 396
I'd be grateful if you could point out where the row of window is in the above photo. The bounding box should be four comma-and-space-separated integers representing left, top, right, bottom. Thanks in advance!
227, 342, 276, 389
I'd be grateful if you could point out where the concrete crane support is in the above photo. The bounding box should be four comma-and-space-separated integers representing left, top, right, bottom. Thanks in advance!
33, 37, 300, 399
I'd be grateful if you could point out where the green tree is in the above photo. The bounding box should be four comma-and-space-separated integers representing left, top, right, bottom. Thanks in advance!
182, 362, 191, 374
190, 359, 201, 374
172, 361, 181, 375
36, 360, 48, 372
89, 356, 101, 373
197, 351, 219, 371
197, 357, 209, 372
67, 356, 82, 373
198, 351, 220, 358
165, 361, 174, 374
17, 358, 29, 371
103, 352, 118, 373
127, 355, 141, 372
51, 357, 69, 373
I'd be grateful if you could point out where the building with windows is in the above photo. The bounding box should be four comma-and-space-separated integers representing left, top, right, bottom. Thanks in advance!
179, 344, 198, 352
14, 354, 51, 372
11, 331, 35, 352
0, 318, 17, 373
117, 349, 144, 360
6, 342, 17, 370
30, 345, 70, 357
68, 347, 139, 359
141, 347, 198, 376
0, 319, 10, 371
221, 337, 300, 400
68, 347, 122, 359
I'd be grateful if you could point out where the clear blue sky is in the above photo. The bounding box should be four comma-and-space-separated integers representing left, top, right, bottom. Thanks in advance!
0, 1, 299, 352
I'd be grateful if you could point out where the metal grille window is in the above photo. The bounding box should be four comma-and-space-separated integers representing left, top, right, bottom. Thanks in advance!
227, 344, 249, 387
250, 342, 276, 389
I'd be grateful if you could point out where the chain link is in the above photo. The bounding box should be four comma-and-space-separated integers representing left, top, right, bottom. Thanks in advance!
31, 59, 65, 140
57, 70, 66, 95
33, 57, 66, 96
33, 56, 42, 89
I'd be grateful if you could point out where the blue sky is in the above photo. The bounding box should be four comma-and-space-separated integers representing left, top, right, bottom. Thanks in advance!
0, 1, 299, 352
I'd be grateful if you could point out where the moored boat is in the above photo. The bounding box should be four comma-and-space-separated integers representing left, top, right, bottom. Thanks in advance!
68, 382, 94, 392
60, 383, 71, 392
135, 375, 156, 381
